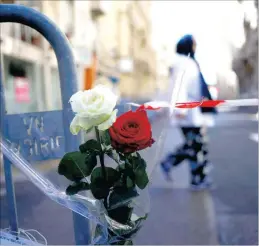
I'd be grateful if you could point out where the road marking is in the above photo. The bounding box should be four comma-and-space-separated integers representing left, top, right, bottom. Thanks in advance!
249, 133, 258, 142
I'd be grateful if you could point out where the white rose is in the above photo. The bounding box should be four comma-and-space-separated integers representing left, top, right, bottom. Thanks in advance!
69, 85, 118, 135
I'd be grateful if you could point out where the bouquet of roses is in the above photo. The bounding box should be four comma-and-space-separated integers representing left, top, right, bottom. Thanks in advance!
57, 85, 161, 245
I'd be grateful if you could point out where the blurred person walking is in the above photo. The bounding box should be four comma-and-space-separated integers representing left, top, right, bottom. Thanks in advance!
161, 34, 217, 190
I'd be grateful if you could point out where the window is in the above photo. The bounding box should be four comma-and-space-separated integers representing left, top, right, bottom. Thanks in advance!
141, 37, 146, 48
1, 0, 15, 3
51, 68, 62, 110
3, 56, 42, 114
61, 0, 75, 38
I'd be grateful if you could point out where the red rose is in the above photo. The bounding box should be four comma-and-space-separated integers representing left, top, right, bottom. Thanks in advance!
109, 110, 155, 153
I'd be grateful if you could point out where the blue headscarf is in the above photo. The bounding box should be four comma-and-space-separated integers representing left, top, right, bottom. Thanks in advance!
176, 34, 217, 114
176, 34, 195, 59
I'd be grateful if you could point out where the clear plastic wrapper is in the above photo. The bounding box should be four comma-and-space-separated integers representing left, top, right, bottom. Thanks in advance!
1, 81, 183, 245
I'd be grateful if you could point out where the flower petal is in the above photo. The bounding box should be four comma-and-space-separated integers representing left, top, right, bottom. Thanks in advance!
70, 85, 118, 131
69, 91, 84, 113
98, 109, 118, 131
70, 115, 81, 135
78, 116, 97, 132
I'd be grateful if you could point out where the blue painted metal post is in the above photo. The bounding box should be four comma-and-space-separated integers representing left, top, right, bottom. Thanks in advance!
0, 4, 90, 244
0, 40, 19, 237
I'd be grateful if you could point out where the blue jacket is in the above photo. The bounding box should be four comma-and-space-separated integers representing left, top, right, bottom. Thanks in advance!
176, 34, 217, 114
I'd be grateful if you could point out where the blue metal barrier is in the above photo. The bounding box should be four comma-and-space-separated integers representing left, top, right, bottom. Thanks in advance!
0, 4, 90, 244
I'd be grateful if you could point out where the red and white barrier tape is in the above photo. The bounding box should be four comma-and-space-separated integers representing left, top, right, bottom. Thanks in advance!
128, 99, 258, 111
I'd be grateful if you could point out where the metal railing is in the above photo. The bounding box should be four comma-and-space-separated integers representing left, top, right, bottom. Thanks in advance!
0, 4, 90, 245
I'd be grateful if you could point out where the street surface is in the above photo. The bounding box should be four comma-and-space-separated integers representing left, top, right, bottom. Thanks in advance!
0, 109, 258, 245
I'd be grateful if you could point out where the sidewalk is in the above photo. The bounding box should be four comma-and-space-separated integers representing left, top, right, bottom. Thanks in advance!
0, 115, 219, 245
135, 124, 219, 245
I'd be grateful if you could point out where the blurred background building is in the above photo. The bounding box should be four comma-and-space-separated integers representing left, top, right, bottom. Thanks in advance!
151, 0, 258, 101
0, 0, 257, 115
232, 0, 258, 98
1, 0, 96, 114
0, 0, 158, 115
95, 1, 157, 99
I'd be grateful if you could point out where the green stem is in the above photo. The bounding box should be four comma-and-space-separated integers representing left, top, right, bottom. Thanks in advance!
95, 127, 108, 208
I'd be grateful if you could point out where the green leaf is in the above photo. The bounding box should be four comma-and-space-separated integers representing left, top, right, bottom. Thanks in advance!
58, 151, 96, 182
116, 163, 125, 172
112, 176, 135, 195
91, 167, 120, 188
108, 206, 133, 224
136, 152, 141, 159
114, 166, 135, 193
66, 182, 90, 195
125, 161, 135, 179
126, 176, 134, 189
90, 179, 110, 199
109, 189, 139, 209
129, 156, 148, 190
127, 154, 147, 179
79, 139, 102, 153
134, 164, 149, 189
117, 161, 135, 180
90, 167, 120, 200
112, 177, 128, 195
85, 151, 97, 173
119, 153, 126, 161
111, 239, 133, 245
107, 149, 120, 164
101, 130, 111, 146
129, 155, 146, 170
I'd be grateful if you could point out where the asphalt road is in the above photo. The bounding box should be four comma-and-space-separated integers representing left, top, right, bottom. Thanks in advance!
209, 110, 258, 245
0, 110, 258, 245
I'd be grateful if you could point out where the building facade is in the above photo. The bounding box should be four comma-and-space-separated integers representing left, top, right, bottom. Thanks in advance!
1, 0, 158, 113
95, 0, 157, 99
118, 1, 157, 99
0, 0, 95, 114
232, 5, 258, 98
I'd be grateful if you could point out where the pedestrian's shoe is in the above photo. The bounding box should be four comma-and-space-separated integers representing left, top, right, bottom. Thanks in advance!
160, 160, 173, 181
190, 177, 214, 191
